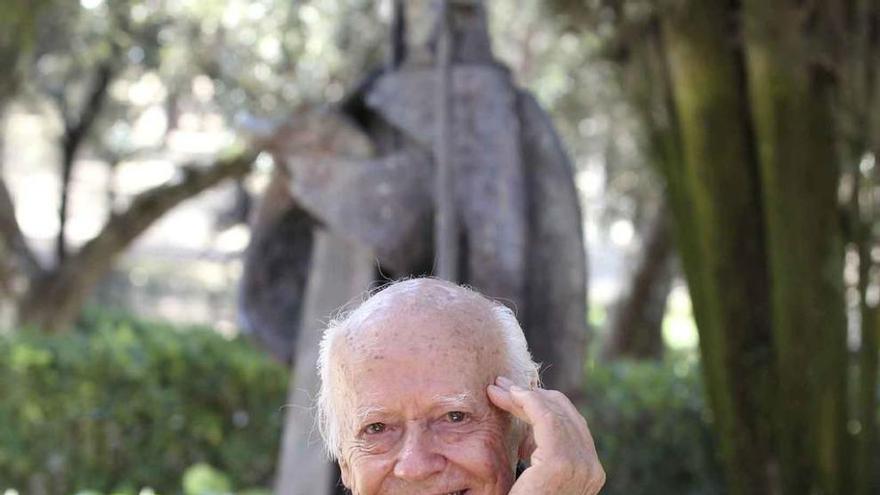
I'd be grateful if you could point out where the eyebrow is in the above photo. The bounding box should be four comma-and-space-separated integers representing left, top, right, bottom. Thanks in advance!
432, 392, 474, 409
354, 405, 390, 424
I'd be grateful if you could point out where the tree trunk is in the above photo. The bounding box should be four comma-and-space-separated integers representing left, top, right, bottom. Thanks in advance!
604, 203, 673, 360
0, 176, 43, 325
741, 3, 848, 493
0, 0, 51, 325
660, 2, 778, 493
547, 0, 878, 493
856, 304, 879, 495
17, 149, 257, 332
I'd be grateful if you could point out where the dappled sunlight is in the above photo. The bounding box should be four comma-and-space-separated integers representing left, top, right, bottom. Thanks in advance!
663, 286, 699, 351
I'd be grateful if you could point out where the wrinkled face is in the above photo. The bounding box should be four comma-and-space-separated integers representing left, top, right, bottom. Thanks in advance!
333, 310, 519, 495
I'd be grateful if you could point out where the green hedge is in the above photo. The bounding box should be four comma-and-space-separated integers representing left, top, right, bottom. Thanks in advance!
0, 312, 288, 494
0, 311, 722, 494
583, 357, 723, 495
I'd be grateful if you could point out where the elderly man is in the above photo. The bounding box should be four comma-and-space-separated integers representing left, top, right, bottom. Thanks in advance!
316, 278, 605, 494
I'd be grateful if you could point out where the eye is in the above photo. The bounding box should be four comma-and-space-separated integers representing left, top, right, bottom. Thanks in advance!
364, 422, 386, 434
446, 411, 468, 423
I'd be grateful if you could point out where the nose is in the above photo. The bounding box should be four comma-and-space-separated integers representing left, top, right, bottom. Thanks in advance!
393, 423, 446, 481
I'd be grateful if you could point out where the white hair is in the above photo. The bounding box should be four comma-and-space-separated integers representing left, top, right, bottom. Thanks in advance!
315, 278, 541, 460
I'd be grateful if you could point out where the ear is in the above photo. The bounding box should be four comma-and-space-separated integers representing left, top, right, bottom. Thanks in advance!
339, 458, 352, 488
517, 425, 536, 462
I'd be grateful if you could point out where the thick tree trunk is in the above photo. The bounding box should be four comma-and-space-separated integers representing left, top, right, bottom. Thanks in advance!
17, 149, 257, 332
857, 304, 879, 495
741, 3, 848, 493
0, 175, 42, 328
0, 0, 49, 324
0, 175, 42, 282
604, 203, 673, 360
548, 1, 878, 493
660, 2, 778, 493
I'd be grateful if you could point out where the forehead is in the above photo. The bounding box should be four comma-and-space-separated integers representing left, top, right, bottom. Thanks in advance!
332, 308, 506, 413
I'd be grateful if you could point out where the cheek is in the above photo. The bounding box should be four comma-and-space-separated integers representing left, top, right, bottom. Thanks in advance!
440, 419, 516, 488
344, 449, 396, 494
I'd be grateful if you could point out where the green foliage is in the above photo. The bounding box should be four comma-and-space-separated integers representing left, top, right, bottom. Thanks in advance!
583, 356, 724, 495
0, 312, 288, 494
182, 463, 231, 495
179, 462, 271, 495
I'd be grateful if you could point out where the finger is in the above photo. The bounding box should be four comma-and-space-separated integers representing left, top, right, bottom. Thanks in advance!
491, 377, 573, 435
488, 383, 537, 460
506, 386, 574, 451
487, 377, 534, 422
492, 379, 589, 454
531, 390, 603, 475
487, 384, 531, 424
535, 388, 593, 439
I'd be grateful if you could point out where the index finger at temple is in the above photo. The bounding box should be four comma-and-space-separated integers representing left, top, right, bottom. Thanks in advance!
487, 384, 531, 424
507, 386, 570, 446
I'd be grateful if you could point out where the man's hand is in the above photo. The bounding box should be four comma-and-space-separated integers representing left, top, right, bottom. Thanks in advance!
488, 376, 605, 495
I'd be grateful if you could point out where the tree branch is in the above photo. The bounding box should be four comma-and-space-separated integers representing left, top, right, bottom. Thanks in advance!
71, 148, 260, 273
61, 61, 116, 149
18, 147, 260, 331
57, 59, 117, 262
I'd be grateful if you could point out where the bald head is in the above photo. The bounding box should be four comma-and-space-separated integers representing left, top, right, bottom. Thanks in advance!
331, 279, 507, 364
316, 278, 539, 460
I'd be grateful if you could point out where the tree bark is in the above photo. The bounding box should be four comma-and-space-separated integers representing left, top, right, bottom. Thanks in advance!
660, 2, 778, 493
856, 303, 879, 495
548, 0, 879, 493
16, 149, 258, 332
742, 3, 848, 493
0, 176, 42, 281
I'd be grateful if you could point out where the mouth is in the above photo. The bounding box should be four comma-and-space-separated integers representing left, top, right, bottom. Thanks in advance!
442, 491, 469, 495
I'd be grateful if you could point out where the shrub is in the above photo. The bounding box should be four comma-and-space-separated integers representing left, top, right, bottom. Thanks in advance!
582, 355, 724, 495
0, 312, 289, 494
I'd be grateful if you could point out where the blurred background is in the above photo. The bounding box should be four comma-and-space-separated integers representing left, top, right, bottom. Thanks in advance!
0, 0, 877, 494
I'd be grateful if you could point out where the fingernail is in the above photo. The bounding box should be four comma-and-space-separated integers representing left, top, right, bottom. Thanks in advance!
496, 376, 514, 389
510, 385, 526, 393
